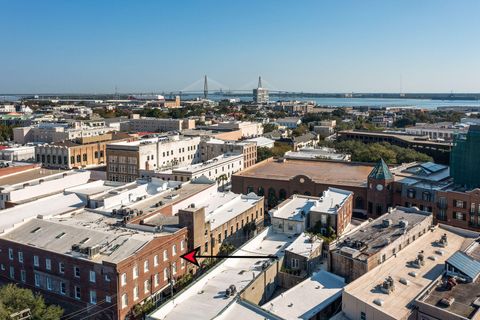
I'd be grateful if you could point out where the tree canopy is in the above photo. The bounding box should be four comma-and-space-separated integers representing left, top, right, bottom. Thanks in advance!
321, 140, 432, 164
0, 284, 63, 320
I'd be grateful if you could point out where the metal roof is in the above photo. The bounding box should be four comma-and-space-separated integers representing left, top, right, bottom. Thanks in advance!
446, 251, 480, 281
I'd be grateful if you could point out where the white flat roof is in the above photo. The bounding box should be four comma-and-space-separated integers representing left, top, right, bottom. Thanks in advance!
169, 153, 243, 174
285, 232, 323, 258
148, 228, 294, 320
216, 300, 281, 320
0, 193, 86, 233
342, 227, 470, 319
271, 188, 352, 220
196, 192, 262, 230
261, 270, 345, 319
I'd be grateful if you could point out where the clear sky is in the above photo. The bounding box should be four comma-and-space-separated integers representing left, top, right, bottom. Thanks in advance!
1, 0, 479, 94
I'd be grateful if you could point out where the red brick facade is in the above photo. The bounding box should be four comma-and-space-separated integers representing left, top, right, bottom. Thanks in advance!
0, 228, 188, 320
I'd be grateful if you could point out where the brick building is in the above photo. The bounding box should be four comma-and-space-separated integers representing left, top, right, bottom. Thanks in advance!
231, 158, 374, 214
0, 215, 187, 320
330, 206, 433, 282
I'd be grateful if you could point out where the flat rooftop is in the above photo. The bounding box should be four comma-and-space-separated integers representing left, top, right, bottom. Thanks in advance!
2, 209, 177, 264
421, 276, 480, 319
343, 227, 470, 319
166, 153, 242, 174
285, 232, 323, 258
261, 270, 345, 319
0, 193, 86, 233
335, 207, 431, 261
148, 228, 295, 320
0, 167, 65, 186
340, 130, 452, 146
216, 300, 281, 320
192, 191, 262, 230
234, 159, 373, 187
271, 188, 352, 221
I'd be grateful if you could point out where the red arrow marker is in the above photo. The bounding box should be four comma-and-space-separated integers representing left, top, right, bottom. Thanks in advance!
180, 247, 201, 267
180, 247, 278, 267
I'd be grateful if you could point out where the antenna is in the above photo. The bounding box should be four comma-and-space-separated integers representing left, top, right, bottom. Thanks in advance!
203, 75, 208, 99
258, 76, 262, 89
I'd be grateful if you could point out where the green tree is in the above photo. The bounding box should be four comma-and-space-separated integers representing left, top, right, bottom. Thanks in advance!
0, 284, 63, 320
263, 123, 278, 133
256, 147, 274, 162
219, 242, 236, 256
291, 124, 308, 137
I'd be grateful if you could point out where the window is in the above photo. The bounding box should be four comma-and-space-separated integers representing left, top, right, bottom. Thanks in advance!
455, 200, 465, 208
471, 203, 476, 214
360, 312, 366, 320
181, 259, 185, 269
59, 262, 65, 274
144, 279, 150, 293
106, 295, 112, 303
90, 290, 97, 304
172, 244, 177, 256
76, 155, 81, 162
82, 154, 87, 161
154, 255, 159, 267
74, 286, 81, 300
133, 286, 139, 301
144, 260, 149, 273
34, 274, 40, 287
163, 250, 168, 261
89, 270, 96, 283
8, 248, 13, 260
291, 258, 299, 269
454, 212, 465, 221
60, 282, 66, 295
18, 252, 23, 263
121, 294, 128, 309
105, 274, 111, 282
154, 273, 159, 287
20, 270, 26, 282
164, 268, 168, 281
46, 277, 52, 290
133, 265, 139, 279
121, 273, 127, 286
9, 266, 14, 279
45, 258, 51, 271
218, 233, 221, 243
172, 262, 177, 275
74, 266, 80, 278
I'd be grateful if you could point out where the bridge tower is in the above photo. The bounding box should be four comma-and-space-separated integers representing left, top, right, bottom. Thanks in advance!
258, 76, 262, 88
203, 75, 208, 99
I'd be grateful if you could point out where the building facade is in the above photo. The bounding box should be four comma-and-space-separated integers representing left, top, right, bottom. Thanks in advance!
35, 132, 134, 169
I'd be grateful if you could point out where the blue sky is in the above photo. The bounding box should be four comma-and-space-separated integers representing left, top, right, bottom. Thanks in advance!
1, 0, 479, 93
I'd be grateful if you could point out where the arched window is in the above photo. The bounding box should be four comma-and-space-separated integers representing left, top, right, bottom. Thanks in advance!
279, 189, 287, 200
304, 191, 312, 196
247, 186, 254, 193
268, 188, 277, 208
355, 196, 364, 209
257, 187, 265, 196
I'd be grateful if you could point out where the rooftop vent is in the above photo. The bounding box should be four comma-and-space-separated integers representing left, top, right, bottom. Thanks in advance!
438, 233, 448, 247
382, 219, 393, 227
380, 276, 395, 294
373, 299, 384, 306
399, 278, 409, 285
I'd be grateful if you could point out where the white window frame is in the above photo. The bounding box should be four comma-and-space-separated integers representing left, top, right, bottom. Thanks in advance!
33, 255, 39, 267
121, 273, 127, 286
89, 270, 96, 283
133, 265, 139, 279
45, 258, 51, 271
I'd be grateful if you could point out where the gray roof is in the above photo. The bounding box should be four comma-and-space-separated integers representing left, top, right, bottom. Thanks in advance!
446, 251, 480, 280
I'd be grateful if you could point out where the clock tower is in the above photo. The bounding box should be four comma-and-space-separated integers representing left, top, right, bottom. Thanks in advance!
366, 158, 394, 217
